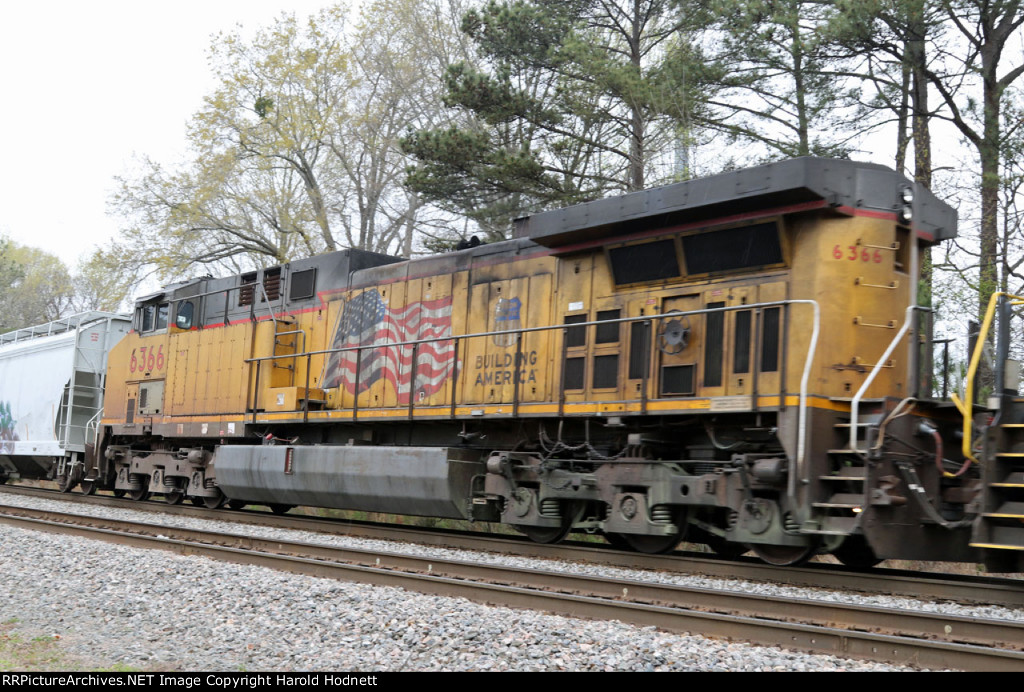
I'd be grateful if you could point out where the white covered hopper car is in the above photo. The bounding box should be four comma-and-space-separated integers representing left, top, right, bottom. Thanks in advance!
0, 312, 131, 488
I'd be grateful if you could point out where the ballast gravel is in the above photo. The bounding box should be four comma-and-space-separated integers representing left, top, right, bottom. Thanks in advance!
3, 492, 1023, 624
0, 493, 980, 671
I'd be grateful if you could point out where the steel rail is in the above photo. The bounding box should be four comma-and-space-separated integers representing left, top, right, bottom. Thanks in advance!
3, 505, 1022, 652
3, 484, 1024, 608
1, 505, 1023, 671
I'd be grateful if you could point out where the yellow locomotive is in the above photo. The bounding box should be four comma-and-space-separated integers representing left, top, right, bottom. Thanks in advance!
80, 157, 1024, 569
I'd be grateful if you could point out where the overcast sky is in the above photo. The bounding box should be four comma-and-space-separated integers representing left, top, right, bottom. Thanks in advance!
0, 1, 919, 275
0, 1, 334, 268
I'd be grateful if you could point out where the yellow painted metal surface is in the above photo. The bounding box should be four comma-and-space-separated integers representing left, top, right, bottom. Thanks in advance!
103, 209, 915, 429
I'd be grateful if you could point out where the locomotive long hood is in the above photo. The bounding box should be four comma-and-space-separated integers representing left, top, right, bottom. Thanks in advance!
514, 157, 957, 249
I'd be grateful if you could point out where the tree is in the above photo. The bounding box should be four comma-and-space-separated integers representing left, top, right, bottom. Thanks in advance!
0, 236, 21, 300
923, 0, 1024, 325
192, 10, 350, 254
824, 1, 939, 180
111, 2, 465, 281
403, 0, 720, 236
112, 149, 327, 283
110, 11, 351, 282
830, 1, 1024, 400
830, 0, 944, 307
997, 101, 1024, 297
0, 242, 74, 333
328, 0, 474, 256
69, 249, 137, 314
703, 0, 867, 160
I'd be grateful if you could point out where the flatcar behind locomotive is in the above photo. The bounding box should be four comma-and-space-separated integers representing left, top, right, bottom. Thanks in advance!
19, 156, 1024, 570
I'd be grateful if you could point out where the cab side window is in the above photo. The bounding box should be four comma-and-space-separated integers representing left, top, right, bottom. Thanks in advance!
176, 301, 195, 329
138, 302, 170, 333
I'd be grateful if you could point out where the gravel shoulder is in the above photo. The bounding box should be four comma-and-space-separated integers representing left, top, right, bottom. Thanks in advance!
0, 494, 958, 671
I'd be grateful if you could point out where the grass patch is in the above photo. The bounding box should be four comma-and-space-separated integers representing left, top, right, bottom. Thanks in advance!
0, 621, 154, 672
0, 620, 65, 671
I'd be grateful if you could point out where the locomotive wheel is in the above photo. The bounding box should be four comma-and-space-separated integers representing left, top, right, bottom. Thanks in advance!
688, 523, 748, 559
703, 535, 749, 559
202, 491, 227, 509
750, 542, 818, 566
163, 478, 186, 505
611, 508, 689, 554
832, 536, 882, 569
515, 500, 583, 544
602, 531, 633, 551
618, 529, 684, 555
516, 520, 573, 544
79, 480, 96, 496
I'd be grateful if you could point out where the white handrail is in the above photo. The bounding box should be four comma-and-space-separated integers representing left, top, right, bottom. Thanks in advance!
848, 305, 918, 453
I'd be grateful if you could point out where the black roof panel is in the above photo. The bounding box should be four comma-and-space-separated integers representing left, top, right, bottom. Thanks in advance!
514, 157, 956, 247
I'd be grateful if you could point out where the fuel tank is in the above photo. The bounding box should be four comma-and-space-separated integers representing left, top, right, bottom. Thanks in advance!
214, 445, 486, 519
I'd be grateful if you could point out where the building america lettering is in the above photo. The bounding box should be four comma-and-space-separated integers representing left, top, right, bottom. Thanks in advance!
474, 351, 538, 386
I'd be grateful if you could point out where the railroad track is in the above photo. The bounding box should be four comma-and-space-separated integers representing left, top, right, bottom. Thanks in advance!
3, 483, 1024, 610
1, 497, 1023, 670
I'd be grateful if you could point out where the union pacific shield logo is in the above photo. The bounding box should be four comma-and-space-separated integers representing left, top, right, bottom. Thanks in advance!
321, 289, 458, 404
493, 297, 521, 347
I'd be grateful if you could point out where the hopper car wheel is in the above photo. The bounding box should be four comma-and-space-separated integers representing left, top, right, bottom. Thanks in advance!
113, 489, 126, 498
269, 504, 294, 515
228, 500, 247, 510
79, 480, 96, 496
128, 488, 150, 502
750, 541, 818, 566
832, 536, 882, 569
58, 472, 74, 493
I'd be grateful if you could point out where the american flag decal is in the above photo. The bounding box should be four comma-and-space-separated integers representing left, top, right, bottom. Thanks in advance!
321, 289, 458, 404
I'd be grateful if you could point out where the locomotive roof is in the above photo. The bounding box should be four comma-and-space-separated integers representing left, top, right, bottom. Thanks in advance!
514, 157, 957, 248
